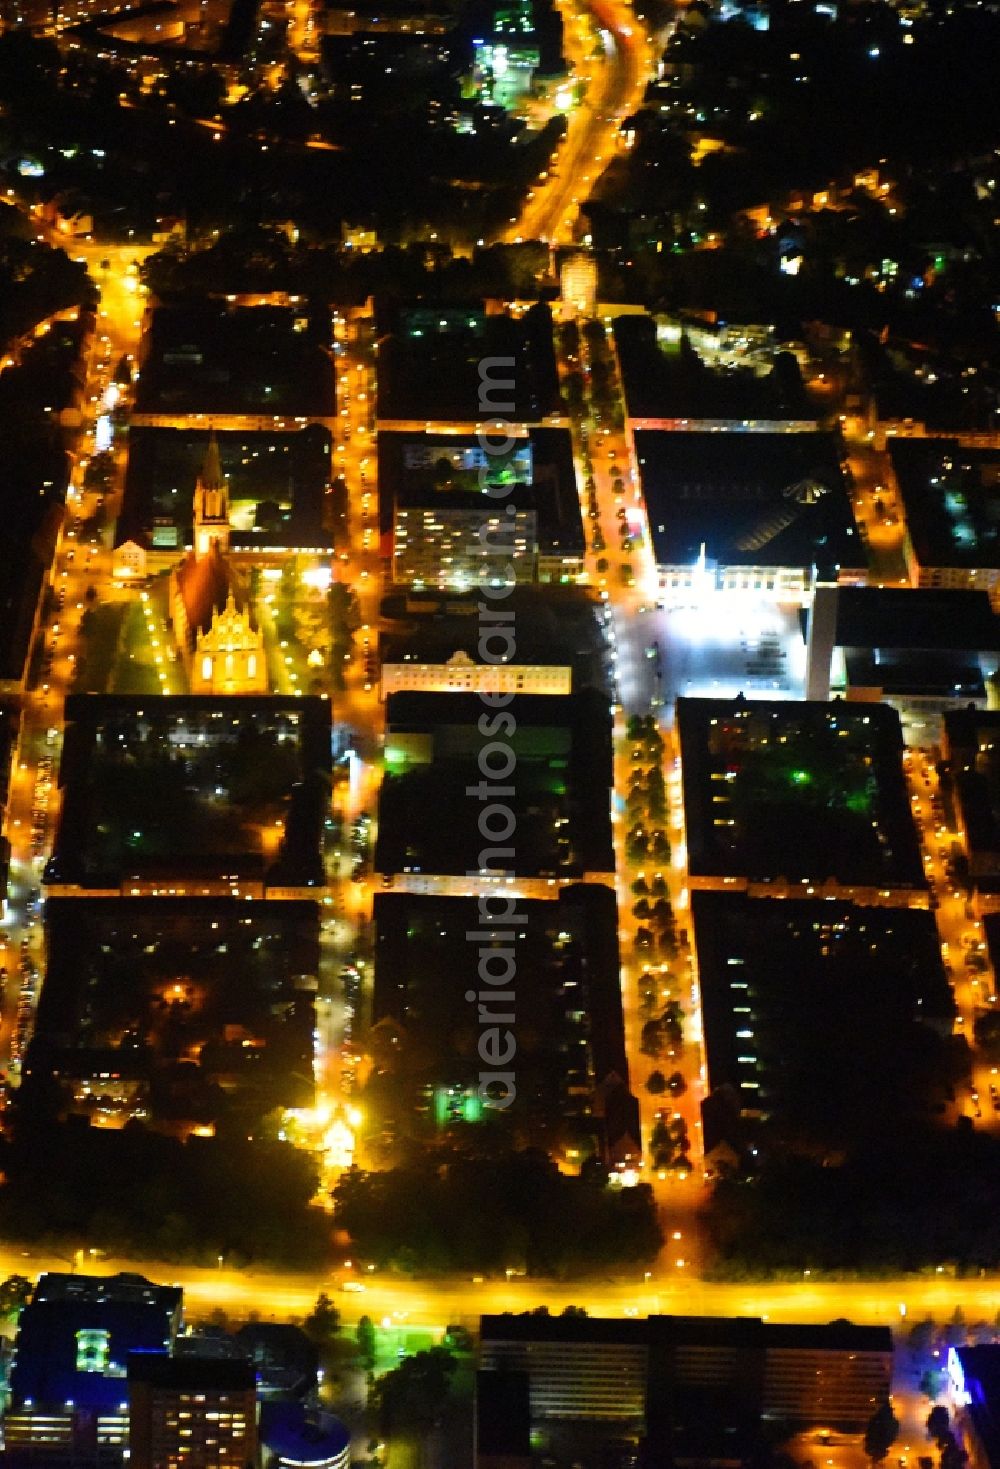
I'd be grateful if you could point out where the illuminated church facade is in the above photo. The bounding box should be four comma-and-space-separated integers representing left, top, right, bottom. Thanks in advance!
169, 437, 268, 696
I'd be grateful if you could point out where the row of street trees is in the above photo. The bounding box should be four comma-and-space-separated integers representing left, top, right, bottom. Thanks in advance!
329, 581, 362, 691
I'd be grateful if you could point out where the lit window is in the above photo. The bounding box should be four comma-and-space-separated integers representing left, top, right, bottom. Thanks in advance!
75, 1329, 110, 1374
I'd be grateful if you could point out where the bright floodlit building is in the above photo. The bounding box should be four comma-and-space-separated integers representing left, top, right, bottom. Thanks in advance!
560, 252, 598, 318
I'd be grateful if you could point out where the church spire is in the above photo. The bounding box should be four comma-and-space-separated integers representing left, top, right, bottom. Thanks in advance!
201, 431, 225, 494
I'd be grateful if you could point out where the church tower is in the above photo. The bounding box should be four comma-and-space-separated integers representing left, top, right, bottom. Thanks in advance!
193, 433, 230, 556
171, 433, 268, 695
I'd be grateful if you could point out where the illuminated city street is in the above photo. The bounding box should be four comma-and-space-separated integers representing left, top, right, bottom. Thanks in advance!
507, 0, 653, 244
2, 0, 1000, 1463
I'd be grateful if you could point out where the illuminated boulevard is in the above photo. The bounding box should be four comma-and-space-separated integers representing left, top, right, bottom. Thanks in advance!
507, 0, 653, 244
0, 1242, 996, 1334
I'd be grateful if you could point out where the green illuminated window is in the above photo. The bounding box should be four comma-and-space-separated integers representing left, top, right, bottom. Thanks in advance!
76, 1329, 110, 1374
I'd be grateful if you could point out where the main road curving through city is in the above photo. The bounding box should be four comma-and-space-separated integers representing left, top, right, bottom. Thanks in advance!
507, 0, 654, 245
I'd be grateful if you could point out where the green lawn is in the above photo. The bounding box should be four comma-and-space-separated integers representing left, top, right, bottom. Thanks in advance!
72, 602, 127, 693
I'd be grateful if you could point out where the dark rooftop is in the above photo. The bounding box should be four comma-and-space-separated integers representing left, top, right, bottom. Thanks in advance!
480, 1312, 651, 1346
691, 892, 955, 1151
0, 489, 63, 686
173, 1331, 249, 1362
10, 1273, 181, 1413
0, 700, 19, 804
0, 323, 80, 672
875, 366, 1000, 435
371, 885, 625, 1136
46, 695, 330, 890
24, 897, 319, 1130
127, 1352, 256, 1392
818, 587, 1000, 701
890, 438, 1000, 571
843, 649, 987, 702
828, 587, 1000, 652
134, 304, 335, 418
759, 1321, 893, 1353
324, 0, 458, 16
376, 300, 560, 423
476, 1371, 531, 1459
32, 1272, 182, 1309
480, 1313, 892, 1354
259, 1403, 351, 1462
677, 696, 925, 888
234, 1323, 318, 1399
635, 429, 861, 576
943, 709, 1000, 864
322, 28, 459, 85
384, 688, 600, 730
613, 315, 812, 424
376, 689, 613, 876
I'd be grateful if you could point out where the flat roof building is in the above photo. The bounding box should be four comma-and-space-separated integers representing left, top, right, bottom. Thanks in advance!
872, 353, 1000, 447
22, 897, 319, 1135
676, 697, 926, 901
0, 485, 64, 697
379, 648, 573, 699
132, 303, 335, 424
614, 314, 815, 429
117, 426, 333, 556
10, 1273, 183, 1407
634, 430, 863, 600
259, 1403, 351, 1469
323, 0, 457, 31
371, 885, 635, 1162
691, 892, 955, 1161
45, 695, 330, 896
0, 700, 20, 908
375, 300, 560, 428
948, 1345, 1000, 1469
378, 427, 584, 588
477, 1313, 893, 1466
128, 1353, 257, 1469
4, 1273, 182, 1468
376, 689, 614, 881
805, 586, 1000, 741
942, 710, 1000, 900
233, 1323, 318, 1401
891, 439, 1000, 601
378, 584, 609, 696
